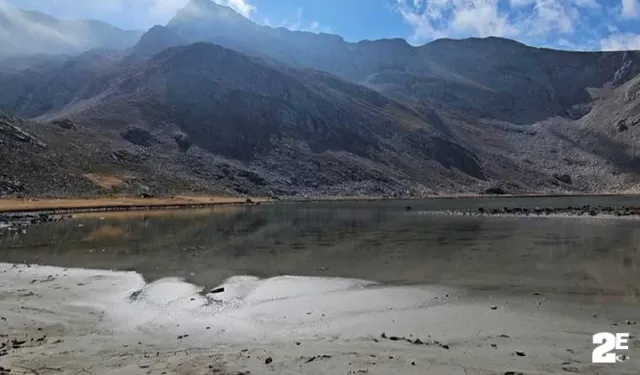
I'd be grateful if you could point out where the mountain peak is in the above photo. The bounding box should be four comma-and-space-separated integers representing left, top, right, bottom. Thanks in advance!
129, 25, 189, 59
176, 0, 243, 20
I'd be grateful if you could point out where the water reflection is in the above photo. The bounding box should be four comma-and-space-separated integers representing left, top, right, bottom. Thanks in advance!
0, 199, 639, 300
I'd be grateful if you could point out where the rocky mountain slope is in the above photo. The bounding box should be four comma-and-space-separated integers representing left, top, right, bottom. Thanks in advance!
0, 4, 143, 58
1, 0, 640, 198
161, 1, 640, 124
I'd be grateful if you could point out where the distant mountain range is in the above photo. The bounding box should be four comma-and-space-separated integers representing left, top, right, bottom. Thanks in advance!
0, 4, 143, 58
1, 0, 640, 198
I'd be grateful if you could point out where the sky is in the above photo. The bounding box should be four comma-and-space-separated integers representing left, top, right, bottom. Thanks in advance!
6, 0, 640, 51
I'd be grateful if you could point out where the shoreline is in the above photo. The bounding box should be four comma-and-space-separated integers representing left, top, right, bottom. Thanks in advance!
2, 192, 640, 215
0, 196, 270, 215
1, 262, 638, 375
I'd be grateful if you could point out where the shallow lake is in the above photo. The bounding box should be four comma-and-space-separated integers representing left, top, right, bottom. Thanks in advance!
1, 196, 639, 299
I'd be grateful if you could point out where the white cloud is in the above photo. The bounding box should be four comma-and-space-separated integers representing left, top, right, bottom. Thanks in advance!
525, 0, 580, 35
150, 0, 256, 20
600, 32, 640, 50
0, 0, 94, 47
7, 0, 256, 26
395, 0, 605, 46
263, 7, 322, 33
215, 0, 255, 18
574, 0, 600, 9
621, 0, 639, 18
396, 0, 519, 43
450, 1, 517, 37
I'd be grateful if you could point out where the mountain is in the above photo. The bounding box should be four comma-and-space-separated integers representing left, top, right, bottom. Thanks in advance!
127, 25, 189, 60
0, 42, 489, 197
162, 1, 640, 125
0, 4, 143, 58
1, 1, 640, 197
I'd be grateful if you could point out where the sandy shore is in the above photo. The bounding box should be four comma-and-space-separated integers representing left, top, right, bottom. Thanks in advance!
1, 263, 638, 375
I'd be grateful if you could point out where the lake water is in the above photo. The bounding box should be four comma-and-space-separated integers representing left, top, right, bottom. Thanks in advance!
1, 196, 639, 299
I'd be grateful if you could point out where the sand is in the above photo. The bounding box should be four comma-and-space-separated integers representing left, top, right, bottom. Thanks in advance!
0, 263, 639, 375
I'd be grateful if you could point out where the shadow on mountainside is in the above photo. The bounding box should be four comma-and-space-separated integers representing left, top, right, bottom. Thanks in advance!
550, 127, 640, 175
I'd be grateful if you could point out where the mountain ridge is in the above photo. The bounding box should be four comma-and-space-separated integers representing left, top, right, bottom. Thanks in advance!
1, 1, 640, 197
0, 3, 144, 58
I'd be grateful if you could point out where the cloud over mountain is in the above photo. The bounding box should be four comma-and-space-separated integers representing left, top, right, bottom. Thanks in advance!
395, 0, 640, 50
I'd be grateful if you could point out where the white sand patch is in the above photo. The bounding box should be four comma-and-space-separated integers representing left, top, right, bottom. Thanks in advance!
1, 262, 639, 375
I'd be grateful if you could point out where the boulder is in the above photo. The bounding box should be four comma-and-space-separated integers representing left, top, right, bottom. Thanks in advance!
122, 128, 153, 147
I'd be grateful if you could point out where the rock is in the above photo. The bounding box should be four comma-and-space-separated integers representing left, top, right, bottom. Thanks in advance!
491, 306, 498, 310
121, 128, 153, 147
515, 351, 526, 357
52, 119, 77, 130
553, 174, 572, 184
411, 362, 416, 366
616, 119, 629, 132
348, 369, 369, 374
11, 339, 26, 347
484, 186, 507, 195
246, 198, 254, 204
173, 132, 192, 152
138, 186, 156, 199
265, 356, 273, 365
210, 287, 225, 294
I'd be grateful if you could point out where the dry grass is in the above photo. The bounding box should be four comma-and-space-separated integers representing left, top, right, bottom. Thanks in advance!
0, 196, 268, 213
83, 173, 128, 189
77, 206, 246, 220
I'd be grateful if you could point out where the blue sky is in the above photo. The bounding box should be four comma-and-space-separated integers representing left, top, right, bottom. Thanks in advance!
6, 0, 640, 50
